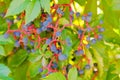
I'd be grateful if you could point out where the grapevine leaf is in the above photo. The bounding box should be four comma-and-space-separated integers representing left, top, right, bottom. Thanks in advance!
0, 46, 5, 56
25, 0, 41, 24
5, 0, 30, 17
68, 67, 78, 80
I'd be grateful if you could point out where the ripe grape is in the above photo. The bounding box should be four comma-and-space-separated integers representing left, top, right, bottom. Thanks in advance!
86, 44, 90, 49
37, 28, 42, 34
58, 54, 67, 61
14, 31, 21, 37
39, 68, 43, 72
70, 11, 74, 15
46, 38, 52, 45
56, 31, 61, 37
99, 27, 105, 32
52, 62, 58, 68
14, 40, 20, 47
76, 12, 80, 17
78, 30, 83, 35
4, 33, 9, 39
85, 64, 90, 69
88, 12, 92, 16
78, 69, 84, 75
91, 38, 96, 44
98, 34, 103, 40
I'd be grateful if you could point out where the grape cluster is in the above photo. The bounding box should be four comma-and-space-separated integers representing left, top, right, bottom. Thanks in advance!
2, 1, 104, 79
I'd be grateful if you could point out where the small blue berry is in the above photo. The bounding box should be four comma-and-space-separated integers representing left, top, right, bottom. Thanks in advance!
39, 68, 43, 72
86, 44, 90, 49
82, 16, 85, 20
46, 38, 52, 45
23, 38, 28, 45
98, 34, 103, 40
37, 28, 42, 34
14, 40, 20, 47
86, 36, 90, 41
86, 27, 91, 32
56, 31, 61, 37
85, 64, 90, 69
14, 31, 21, 37
78, 70, 84, 75
70, 11, 74, 15
76, 12, 80, 17
78, 30, 83, 34
100, 20, 103, 24
88, 12, 92, 16
91, 38, 96, 44
30, 41, 34, 46
4, 33, 9, 39
58, 54, 67, 61
75, 50, 84, 56
99, 28, 105, 32
47, 16, 52, 23
52, 62, 58, 68
86, 16, 91, 22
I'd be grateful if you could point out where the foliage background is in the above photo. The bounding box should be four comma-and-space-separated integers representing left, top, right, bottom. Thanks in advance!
0, 0, 120, 80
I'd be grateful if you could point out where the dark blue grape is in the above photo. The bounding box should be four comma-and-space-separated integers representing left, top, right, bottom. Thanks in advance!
46, 38, 52, 45
31, 49, 35, 53
78, 70, 84, 75
6, 19, 13, 24
100, 20, 103, 24
98, 34, 103, 40
50, 44, 57, 53
82, 16, 85, 20
99, 27, 104, 32
70, 11, 74, 15
39, 68, 43, 72
86, 16, 91, 22
14, 40, 20, 47
86, 27, 91, 32
91, 38, 96, 44
30, 41, 34, 46
14, 31, 21, 37
43, 21, 49, 27
75, 50, 84, 56
85, 64, 90, 69
22, 38, 28, 45
86, 44, 90, 49
52, 62, 58, 68
4, 33, 9, 39
58, 54, 67, 61
66, 37, 72, 46
78, 30, 83, 34
56, 31, 61, 37
86, 36, 90, 41
37, 28, 42, 34
56, 8, 64, 15
47, 16, 52, 23
41, 26, 47, 31
88, 12, 92, 16
76, 12, 80, 17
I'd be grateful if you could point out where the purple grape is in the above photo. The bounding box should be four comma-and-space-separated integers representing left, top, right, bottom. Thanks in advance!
75, 50, 84, 56
6, 19, 13, 24
85, 64, 90, 69
43, 21, 49, 27
14, 31, 21, 37
78, 30, 83, 34
76, 12, 80, 17
52, 62, 58, 68
99, 27, 105, 32
22, 38, 28, 45
70, 11, 74, 15
56, 8, 64, 15
82, 16, 86, 20
86, 16, 91, 22
91, 38, 96, 44
31, 49, 35, 53
56, 31, 61, 37
46, 38, 52, 45
66, 37, 72, 46
39, 68, 43, 72
50, 44, 57, 53
41, 26, 47, 31
86, 27, 91, 32
78, 70, 84, 75
86, 44, 90, 49
58, 54, 67, 61
30, 41, 34, 46
4, 33, 9, 39
37, 28, 42, 34
100, 20, 103, 24
47, 16, 52, 23
14, 40, 20, 47
88, 12, 92, 16
86, 36, 90, 41
98, 34, 103, 40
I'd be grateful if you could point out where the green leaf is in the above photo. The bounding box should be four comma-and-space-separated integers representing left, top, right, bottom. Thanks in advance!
74, 0, 86, 6
5, 0, 30, 17
42, 72, 66, 80
112, 0, 120, 11
42, 57, 47, 67
0, 64, 11, 77
28, 54, 42, 63
45, 51, 52, 58
0, 46, 5, 56
28, 62, 41, 78
0, 35, 13, 45
58, 0, 70, 4
8, 49, 28, 67
42, 44, 48, 52
40, 0, 50, 14
68, 67, 78, 80
25, 0, 41, 24
0, 76, 13, 80
106, 64, 117, 80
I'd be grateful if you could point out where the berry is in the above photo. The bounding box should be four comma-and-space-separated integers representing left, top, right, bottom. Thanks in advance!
39, 68, 43, 72
86, 16, 91, 22
100, 20, 103, 24
0, 12, 5, 17
52, 62, 58, 68
98, 34, 103, 40
56, 8, 64, 15
82, 16, 85, 20
46, 38, 52, 45
86, 27, 91, 32
98, 27, 104, 32
86, 36, 90, 41
14, 31, 21, 37
56, 31, 61, 37
85, 64, 90, 69
70, 11, 74, 15
31, 49, 35, 53
22, 38, 28, 45
88, 12, 92, 16
14, 40, 20, 47
6, 19, 13, 24
47, 16, 52, 23
41, 26, 47, 31
4, 33, 9, 39
43, 21, 49, 27
91, 38, 96, 44
75, 50, 84, 56
66, 37, 72, 46
76, 12, 80, 17
37, 28, 42, 34
78, 70, 84, 75
86, 44, 90, 49
30, 41, 34, 46
78, 30, 83, 34
50, 44, 58, 53
58, 54, 67, 61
